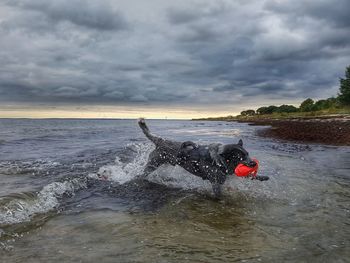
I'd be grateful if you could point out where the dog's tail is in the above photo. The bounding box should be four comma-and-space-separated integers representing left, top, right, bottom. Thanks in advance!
138, 118, 163, 145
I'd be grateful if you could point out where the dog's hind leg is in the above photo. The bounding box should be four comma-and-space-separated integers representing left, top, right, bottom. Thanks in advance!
143, 163, 159, 177
142, 149, 167, 177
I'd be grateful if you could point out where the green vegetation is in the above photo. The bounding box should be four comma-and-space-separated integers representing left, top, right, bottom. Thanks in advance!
238, 96, 342, 118
299, 98, 315, 112
194, 65, 350, 121
338, 66, 350, 105
240, 110, 255, 116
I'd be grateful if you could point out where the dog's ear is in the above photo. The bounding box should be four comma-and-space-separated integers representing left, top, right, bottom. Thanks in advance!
238, 139, 243, 146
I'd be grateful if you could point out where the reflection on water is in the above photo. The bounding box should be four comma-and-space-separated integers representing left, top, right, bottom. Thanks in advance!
0, 119, 349, 262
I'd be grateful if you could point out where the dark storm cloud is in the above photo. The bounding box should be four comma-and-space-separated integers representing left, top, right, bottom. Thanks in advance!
167, 2, 227, 25
213, 81, 282, 93
8, 0, 129, 31
0, 0, 349, 109
176, 24, 221, 43
265, 0, 350, 28
167, 8, 200, 25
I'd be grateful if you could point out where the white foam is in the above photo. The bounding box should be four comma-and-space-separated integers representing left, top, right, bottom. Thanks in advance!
89, 142, 154, 184
0, 178, 86, 225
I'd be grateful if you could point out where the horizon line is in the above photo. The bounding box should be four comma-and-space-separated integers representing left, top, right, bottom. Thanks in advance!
0, 117, 191, 120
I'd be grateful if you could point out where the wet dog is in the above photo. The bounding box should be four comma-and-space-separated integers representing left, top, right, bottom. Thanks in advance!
138, 118, 259, 198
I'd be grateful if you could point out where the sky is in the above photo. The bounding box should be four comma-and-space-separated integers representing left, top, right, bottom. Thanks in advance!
0, 0, 349, 119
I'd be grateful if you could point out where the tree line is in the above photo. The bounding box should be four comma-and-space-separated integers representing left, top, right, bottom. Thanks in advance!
240, 66, 350, 116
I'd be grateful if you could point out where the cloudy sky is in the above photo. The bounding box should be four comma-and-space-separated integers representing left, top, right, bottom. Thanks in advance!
0, 0, 349, 118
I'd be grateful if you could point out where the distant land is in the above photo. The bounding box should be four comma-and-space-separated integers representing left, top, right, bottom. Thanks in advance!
193, 66, 350, 145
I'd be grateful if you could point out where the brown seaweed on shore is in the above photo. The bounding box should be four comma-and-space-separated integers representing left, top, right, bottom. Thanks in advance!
246, 118, 350, 146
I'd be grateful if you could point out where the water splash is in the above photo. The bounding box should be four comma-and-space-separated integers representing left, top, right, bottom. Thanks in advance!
89, 142, 154, 184
0, 178, 87, 226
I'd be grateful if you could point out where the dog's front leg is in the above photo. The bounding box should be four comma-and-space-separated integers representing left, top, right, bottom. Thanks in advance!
212, 183, 223, 199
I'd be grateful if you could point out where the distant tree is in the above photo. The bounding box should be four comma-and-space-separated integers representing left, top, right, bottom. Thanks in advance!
256, 107, 268, 115
256, 106, 278, 114
338, 66, 350, 105
300, 98, 314, 112
240, 109, 255, 116
265, 105, 279, 114
277, 105, 298, 113
246, 109, 255, 116
326, 97, 338, 107
312, 98, 340, 111
312, 100, 328, 111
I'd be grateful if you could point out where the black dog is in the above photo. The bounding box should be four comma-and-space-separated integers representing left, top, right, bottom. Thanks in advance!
138, 118, 267, 198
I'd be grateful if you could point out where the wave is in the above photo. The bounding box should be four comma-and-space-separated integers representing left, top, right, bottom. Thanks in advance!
0, 178, 87, 226
0, 142, 152, 227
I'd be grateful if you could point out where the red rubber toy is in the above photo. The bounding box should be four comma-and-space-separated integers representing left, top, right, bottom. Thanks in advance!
234, 158, 259, 177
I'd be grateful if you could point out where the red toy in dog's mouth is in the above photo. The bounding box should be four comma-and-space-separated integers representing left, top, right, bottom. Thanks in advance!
234, 158, 259, 178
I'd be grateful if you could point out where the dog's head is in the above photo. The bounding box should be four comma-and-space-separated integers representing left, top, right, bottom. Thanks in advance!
218, 139, 256, 173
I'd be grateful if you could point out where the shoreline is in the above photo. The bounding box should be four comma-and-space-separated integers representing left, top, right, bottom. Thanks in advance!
196, 115, 350, 146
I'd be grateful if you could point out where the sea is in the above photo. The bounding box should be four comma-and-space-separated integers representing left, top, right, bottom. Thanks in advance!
0, 119, 349, 262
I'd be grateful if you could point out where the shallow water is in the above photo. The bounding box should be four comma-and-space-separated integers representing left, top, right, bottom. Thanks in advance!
0, 119, 349, 262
